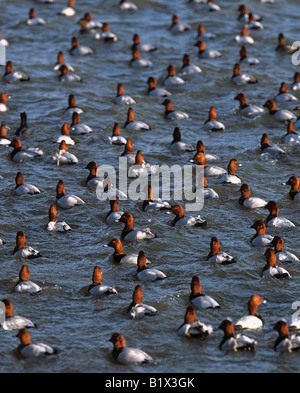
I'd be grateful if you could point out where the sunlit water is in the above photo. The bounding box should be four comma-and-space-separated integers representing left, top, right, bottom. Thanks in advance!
0, 0, 299, 373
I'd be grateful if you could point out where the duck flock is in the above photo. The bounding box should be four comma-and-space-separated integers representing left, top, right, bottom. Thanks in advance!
0, 0, 300, 373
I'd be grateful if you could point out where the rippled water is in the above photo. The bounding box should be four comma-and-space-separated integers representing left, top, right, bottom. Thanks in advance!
0, 0, 299, 374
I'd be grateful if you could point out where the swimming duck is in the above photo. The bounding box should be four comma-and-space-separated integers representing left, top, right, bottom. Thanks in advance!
59, 65, 82, 83
124, 107, 151, 131
46, 204, 71, 232
235, 295, 265, 330
235, 26, 255, 45
71, 112, 93, 134
238, 5, 261, 23
52, 140, 78, 166
14, 265, 42, 293
285, 176, 300, 202
203, 176, 219, 199
250, 220, 274, 247
0, 124, 11, 146
276, 33, 296, 54
260, 133, 285, 157
292, 72, 300, 91
194, 40, 222, 58
105, 199, 124, 225
219, 318, 257, 351
270, 236, 299, 263
54, 51, 75, 73
4, 61, 30, 83
108, 123, 127, 145
261, 248, 291, 279
12, 232, 42, 259
164, 65, 185, 87
114, 83, 136, 105
119, 212, 156, 241
234, 93, 264, 116
239, 46, 259, 65
10, 139, 43, 162
203, 106, 225, 131
275, 82, 298, 103
0, 92, 9, 112
1, 299, 37, 330
170, 127, 194, 152
147, 76, 171, 97
196, 24, 216, 40
14, 172, 40, 195
130, 47, 152, 68
190, 276, 220, 309
273, 320, 300, 352
53, 123, 75, 146
79, 12, 102, 31
88, 266, 117, 297
136, 251, 166, 281
15, 112, 31, 137
121, 138, 136, 165
206, 236, 237, 265
170, 204, 207, 228
246, 13, 264, 30
107, 238, 152, 265
192, 140, 219, 162
263, 99, 296, 122
264, 201, 295, 228
193, 151, 227, 177
98, 23, 118, 42
56, 179, 85, 209
59, 0, 76, 17
127, 285, 157, 319
239, 183, 267, 208
128, 150, 157, 178
142, 185, 172, 211
64, 94, 83, 119
0, 30, 9, 46
181, 54, 202, 74
131, 34, 157, 53
205, 0, 221, 12
219, 159, 241, 184
119, 0, 138, 11
161, 99, 190, 120
232, 63, 257, 85
16, 329, 58, 358
177, 306, 213, 338
70, 37, 93, 56
109, 332, 153, 365
27, 8, 46, 25
169, 15, 191, 33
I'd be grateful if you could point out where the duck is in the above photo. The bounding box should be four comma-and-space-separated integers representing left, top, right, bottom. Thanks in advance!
127, 285, 157, 319
194, 40, 222, 59
108, 123, 127, 145
219, 159, 242, 184
105, 199, 124, 225
15, 112, 31, 137
169, 15, 191, 33
192, 140, 219, 162
52, 140, 78, 166
205, 0, 221, 12
64, 94, 83, 119
27, 8, 46, 25
16, 329, 58, 358
120, 139, 136, 165
238, 183, 267, 208
206, 237, 237, 265
87, 266, 117, 297
142, 185, 172, 212
14, 172, 40, 195
136, 251, 166, 282
1, 299, 37, 330
260, 133, 285, 157
203, 176, 219, 199
161, 99, 190, 120
238, 5, 261, 23
114, 83, 136, 105
193, 151, 227, 177
285, 176, 300, 202
119, 0, 138, 11
250, 220, 274, 247
54, 51, 75, 73
79, 12, 102, 31
14, 265, 42, 293
128, 150, 157, 178
170, 127, 194, 152
124, 107, 151, 131
12, 232, 42, 259
181, 54, 202, 74
219, 318, 257, 351
53, 123, 75, 146
71, 112, 93, 134
0, 92, 9, 112
235, 26, 255, 45
261, 248, 291, 279
3, 61, 30, 83
130, 47, 152, 68
59, 0, 76, 17
109, 332, 153, 365
0, 124, 11, 146
234, 93, 264, 116
56, 179, 85, 209
98, 23, 118, 42
0, 30, 9, 46
131, 34, 157, 53
276, 33, 296, 54
58, 65, 82, 83
275, 82, 298, 103
78, 19, 101, 37
203, 106, 225, 131
46, 204, 71, 232
273, 320, 300, 352
239, 46, 259, 65
70, 37, 93, 56
10, 139, 43, 162
164, 65, 185, 87
147, 76, 171, 97
235, 295, 265, 330
170, 204, 207, 228
189, 276, 220, 310
232, 63, 257, 85
270, 236, 299, 263
246, 13, 264, 30
292, 72, 300, 91
177, 306, 213, 338
264, 201, 295, 228
107, 238, 152, 265
119, 212, 156, 241
263, 99, 296, 122
196, 24, 216, 40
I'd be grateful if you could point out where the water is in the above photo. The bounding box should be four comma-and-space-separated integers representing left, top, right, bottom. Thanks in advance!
0, 0, 299, 374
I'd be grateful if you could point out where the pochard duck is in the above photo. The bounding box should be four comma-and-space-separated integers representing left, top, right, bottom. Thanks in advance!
136, 251, 166, 281
119, 0, 138, 11
170, 127, 194, 152
0, 124, 11, 146
142, 185, 171, 211
27, 8, 46, 25
0, 92, 9, 112
1, 299, 37, 330
12, 232, 42, 260
181, 54, 202, 74
52, 140, 78, 165
10, 138, 43, 162
250, 220, 273, 247
235, 26, 255, 45
121, 138, 136, 165
203, 176, 219, 199
260, 133, 285, 157
177, 306, 213, 338
46, 204, 71, 232
273, 320, 300, 352
283, 121, 300, 144
130, 47, 152, 68
169, 15, 191, 33
54, 51, 75, 73
161, 99, 190, 120
194, 40, 222, 59
193, 151, 227, 177
234, 93, 264, 116
70, 37, 93, 56
128, 150, 157, 178
170, 204, 207, 228
53, 123, 75, 146
205, 0, 221, 12
219, 318, 257, 351
119, 212, 156, 241
263, 99, 296, 122
238, 5, 261, 23
247, 13, 264, 30
270, 236, 299, 263
107, 238, 152, 265
88, 266, 117, 297
85, 161, 105, 189
189, 276, 220, 309
203, 106, 225, 131
0, 30, 9, 46
206, 237, 237, 265
16, 329, 58, 358
131, 34, 157, 53
127, 285, 157, 319
71, 112, 93, 134
56, 179, 85, 209
147, 76, 171, 97
292, 72, 300, 91
275, 82, 298, 103
59, 0, 76, 17
196, 25, 216, 40
3, 61, 30, 83
79, 12, 102, 31
109, 123, 127, 145
164, 65, 185, 87
109, 332, 153, 365
58, 65, 82, 83
124, 107, 151, 131
276, 33, 296, 54
264, 201, 295, 228
261, 248, 291, 279
14, 172, 40, 195
105, 199, 124, 225
191, 140, 219, 162
235, 295, 265, 330
232, 63, 257, 85
14, 265, 42, 293
15, 112, 31, 137
98, 23, 118, 42
239, 46, 259, 65
285, 176, 300, 202
239, 183, 267, 208
114, 83, 136, 105
219, 159, 242, 184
